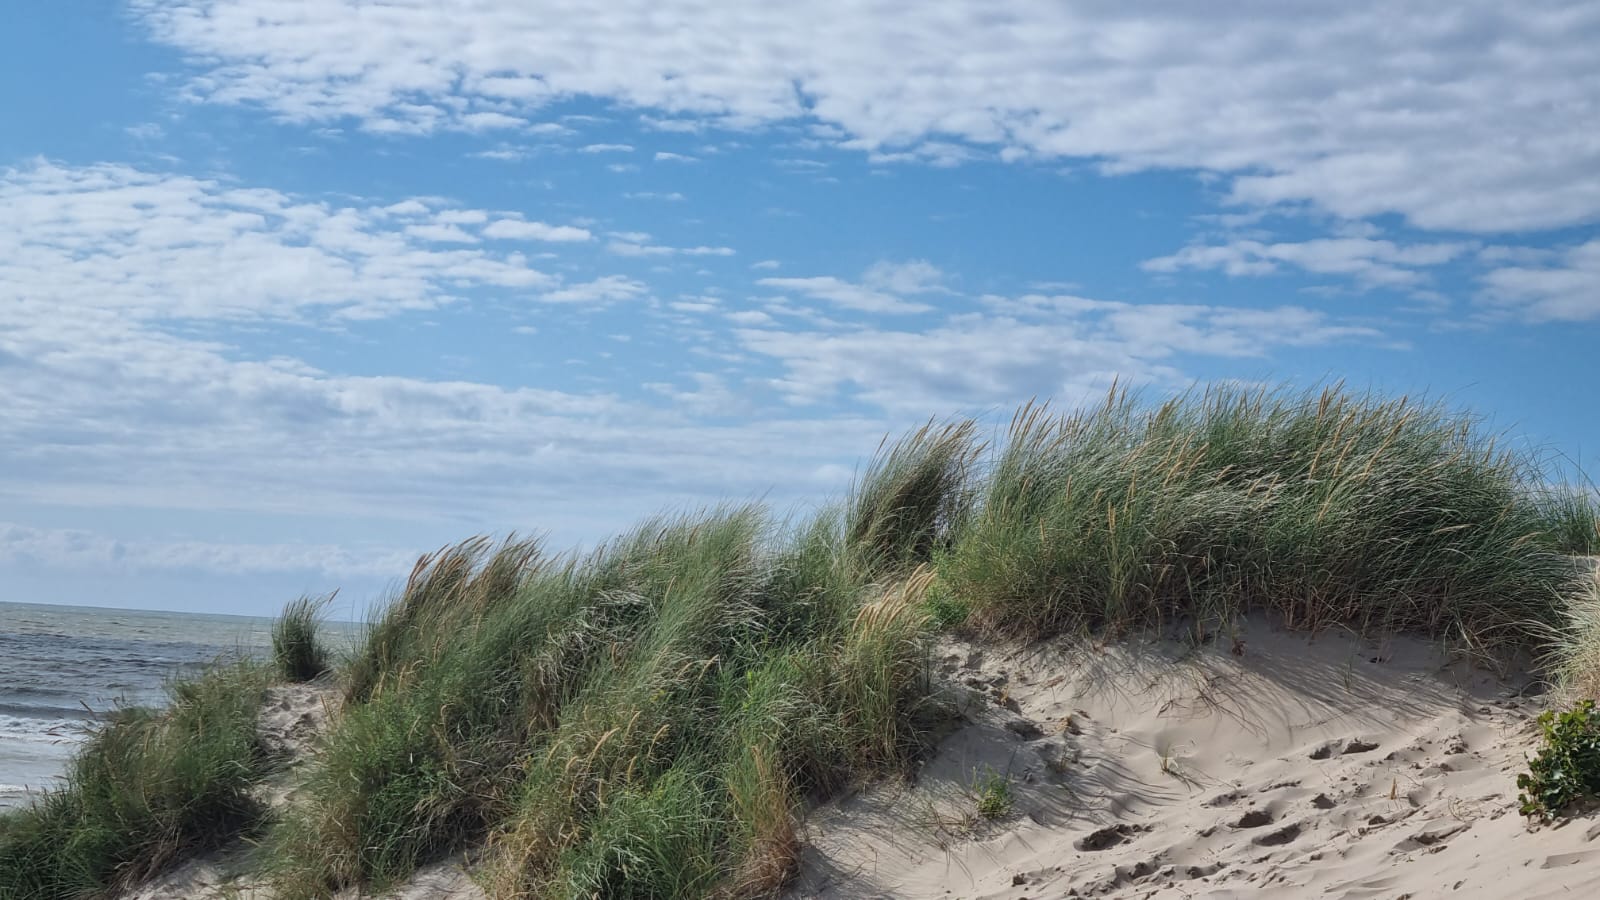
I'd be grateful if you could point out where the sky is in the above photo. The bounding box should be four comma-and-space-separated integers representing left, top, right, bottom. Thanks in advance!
2, 1, 1599, 618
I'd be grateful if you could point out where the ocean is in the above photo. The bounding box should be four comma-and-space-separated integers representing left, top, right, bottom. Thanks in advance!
0, 601, 355, 811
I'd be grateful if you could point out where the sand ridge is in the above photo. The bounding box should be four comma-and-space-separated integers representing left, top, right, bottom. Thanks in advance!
791, 616, 1600, 899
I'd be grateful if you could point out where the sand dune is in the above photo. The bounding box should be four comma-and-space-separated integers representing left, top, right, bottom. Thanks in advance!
110, 616, 1600, 899
792, 617, 1600, 899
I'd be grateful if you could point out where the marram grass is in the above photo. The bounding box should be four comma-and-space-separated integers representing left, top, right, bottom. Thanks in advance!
0, 661, 271, 900
272, 593, 333, 682
942, 386, 1593, 648
5, 384, 1598, 899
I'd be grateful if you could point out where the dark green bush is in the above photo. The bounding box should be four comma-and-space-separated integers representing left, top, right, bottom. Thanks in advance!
1518, 700, 1600, 820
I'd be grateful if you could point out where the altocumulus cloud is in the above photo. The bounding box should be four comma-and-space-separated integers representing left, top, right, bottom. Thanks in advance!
0, 160, 567, 322
736, 295, 1385, 412
130, 0, 1600, 232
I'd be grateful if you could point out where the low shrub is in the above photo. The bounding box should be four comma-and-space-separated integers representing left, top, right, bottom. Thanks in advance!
1518, 700, 1600, 820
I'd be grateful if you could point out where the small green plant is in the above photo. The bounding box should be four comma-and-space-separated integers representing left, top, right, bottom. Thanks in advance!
921, 575, 972, 630
974, 769, 1013, 820
1517, 700, 1600, 820
272, 594, 332, 682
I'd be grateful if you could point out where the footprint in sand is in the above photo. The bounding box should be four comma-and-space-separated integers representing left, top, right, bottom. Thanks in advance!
1075, 823, 1153, 851
1309, 738, 1380, 760
1394, 819, 1470, 852
1541, 850, 1600, 869
1234, 808, 1275, 828
1206, 789, 1245, 807
1252, 822, 1303, 846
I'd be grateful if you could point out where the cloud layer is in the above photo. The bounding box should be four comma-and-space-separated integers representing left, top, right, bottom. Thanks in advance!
132, 0, 1600, 232
0, 160, 621, 324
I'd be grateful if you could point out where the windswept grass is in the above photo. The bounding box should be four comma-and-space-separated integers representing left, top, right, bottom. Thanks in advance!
0, 661, 271, 900
1547, 490, 1600, 556
267, 445, 955, 899
943, 386, 1590, 649
845, 420, 980, 576
272, 593, 333, 682
1556, 565, 1600, 701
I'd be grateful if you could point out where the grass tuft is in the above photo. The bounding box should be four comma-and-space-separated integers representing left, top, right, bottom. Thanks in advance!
846, 420, 979, 577
973, 769, 1014, 821
272, 593, 333, 682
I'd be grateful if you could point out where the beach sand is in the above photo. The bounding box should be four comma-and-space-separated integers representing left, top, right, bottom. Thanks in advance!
790, 616, 1600, 899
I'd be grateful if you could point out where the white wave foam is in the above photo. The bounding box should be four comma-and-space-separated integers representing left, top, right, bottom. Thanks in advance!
0, 714, 86, 745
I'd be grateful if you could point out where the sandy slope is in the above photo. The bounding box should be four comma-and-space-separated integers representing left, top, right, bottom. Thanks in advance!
791, 617, 1600, 899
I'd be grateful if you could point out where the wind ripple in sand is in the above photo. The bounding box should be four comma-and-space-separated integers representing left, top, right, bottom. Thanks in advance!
790, 616, 1600, 900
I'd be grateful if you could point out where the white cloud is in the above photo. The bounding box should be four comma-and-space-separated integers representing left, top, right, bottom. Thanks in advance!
0, 160, 555, 323
669, 297, 720, 312
758, 276, 929, 314
538, 274, 648, 303
725, 310, 775, 326
607, 236, 735, 257
864, 141, 979, 168
654, 151, 698, 162
862, 259, 948, 295
473, 148, 527, 161
130, 0, 1600, 232
758, 260, 946, 314
482, 218, 593, 242
624, 191, 686, 201
436, 209, 490, 225
750, 259, 781, 270
458, 110, 526, 131
405, 222, 480, 243
580, 143, 635, 153
739, 296, 1384, 411
644, 373, 742, 416
1144, 238, 1473, 287
1480, 239, 1600, 321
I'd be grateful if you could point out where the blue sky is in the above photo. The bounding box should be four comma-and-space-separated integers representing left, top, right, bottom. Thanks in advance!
2, 2, 1598, 617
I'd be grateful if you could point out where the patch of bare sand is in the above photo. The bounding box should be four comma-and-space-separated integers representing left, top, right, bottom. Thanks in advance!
791, 616, 1600, 899
116, 854, 483, 900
